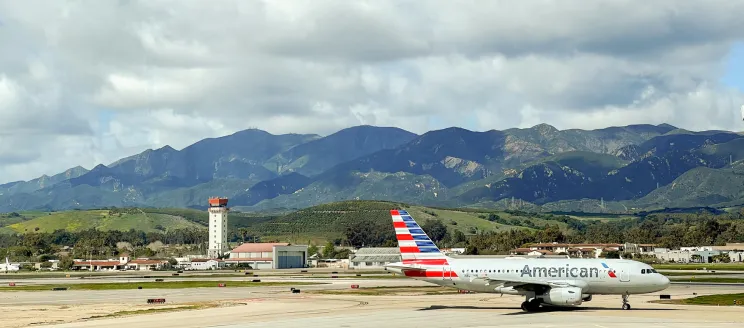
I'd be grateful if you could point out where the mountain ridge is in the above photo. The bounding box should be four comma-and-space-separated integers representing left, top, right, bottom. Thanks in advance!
3, 123, 744, 214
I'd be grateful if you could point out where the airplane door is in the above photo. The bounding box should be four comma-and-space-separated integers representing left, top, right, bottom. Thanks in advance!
620, 269, 630, 282
443, 266, 453, 280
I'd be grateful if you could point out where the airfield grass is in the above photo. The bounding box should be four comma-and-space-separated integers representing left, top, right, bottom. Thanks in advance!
0, 280, 318, 291
652, 263, 744, 271
654, 293, 744, 306
658, 271, 740, 276
669, 277, 744, 283
0, 269, 393, 280
292, 274, 407, 279
307, 286, 461, 296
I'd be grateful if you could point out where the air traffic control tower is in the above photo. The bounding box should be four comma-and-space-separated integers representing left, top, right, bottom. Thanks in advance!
207, 197, 229, 258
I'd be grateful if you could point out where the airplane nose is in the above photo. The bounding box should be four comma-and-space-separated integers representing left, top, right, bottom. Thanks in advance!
661, 275, 670, 288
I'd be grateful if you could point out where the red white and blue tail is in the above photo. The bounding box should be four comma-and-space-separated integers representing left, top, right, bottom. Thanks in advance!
390, 209, 451, 266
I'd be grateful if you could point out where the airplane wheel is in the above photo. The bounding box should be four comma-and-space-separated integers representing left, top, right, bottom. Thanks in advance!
521, 301, 528, 311
528, 299, 541, 311
622, 303, 631, 310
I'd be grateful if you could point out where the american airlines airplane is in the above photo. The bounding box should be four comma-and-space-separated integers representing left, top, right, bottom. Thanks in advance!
1, 257, 20, 272
384, 209, 670, 312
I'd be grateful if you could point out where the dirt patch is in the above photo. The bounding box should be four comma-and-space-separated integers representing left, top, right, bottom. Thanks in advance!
0, 300, 246, 327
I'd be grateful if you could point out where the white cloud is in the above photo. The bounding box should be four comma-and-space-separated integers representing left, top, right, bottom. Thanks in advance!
0, 0, 744, 183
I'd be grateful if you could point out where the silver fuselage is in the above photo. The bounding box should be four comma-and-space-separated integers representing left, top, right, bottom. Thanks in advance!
390, 257, 670, 296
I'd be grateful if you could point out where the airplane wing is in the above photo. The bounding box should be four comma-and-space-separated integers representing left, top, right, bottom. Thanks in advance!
474, 275, 585, 292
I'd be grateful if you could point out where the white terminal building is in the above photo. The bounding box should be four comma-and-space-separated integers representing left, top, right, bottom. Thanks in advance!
208, 197, 229, 258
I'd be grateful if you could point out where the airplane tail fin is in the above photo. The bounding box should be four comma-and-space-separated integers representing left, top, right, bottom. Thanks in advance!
5, 257, 8, 266
390, 209, 451, 265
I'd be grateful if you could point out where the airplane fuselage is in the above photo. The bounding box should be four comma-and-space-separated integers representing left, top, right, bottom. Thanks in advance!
388, 257, 669, 296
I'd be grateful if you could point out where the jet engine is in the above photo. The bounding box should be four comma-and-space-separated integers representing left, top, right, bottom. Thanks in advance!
539, 287, 583, 306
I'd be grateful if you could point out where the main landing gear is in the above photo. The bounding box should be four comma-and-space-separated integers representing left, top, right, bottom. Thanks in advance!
520, 298, 541, 312
621, 293, 631, 310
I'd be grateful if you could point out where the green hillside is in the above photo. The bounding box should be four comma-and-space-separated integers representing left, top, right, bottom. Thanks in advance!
0, 200, 590, 244
628, 163, 744, 209
0, 210, 46, 227
141, 207, 280, 230
230, 200, 580, 243
5, 209, 205, 233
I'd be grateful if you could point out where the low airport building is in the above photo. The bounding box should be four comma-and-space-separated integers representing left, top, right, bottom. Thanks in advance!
651, 244, 744, 263
226, 243, 308, 269
512, 242, 656, 258
125, 259, 170, 271
188, 258, 222, 270
72, 260, 122, 271
349, 247, 401, 269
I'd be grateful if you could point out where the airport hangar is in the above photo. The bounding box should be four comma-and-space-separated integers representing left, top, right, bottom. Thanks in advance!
226, 242, 308, 269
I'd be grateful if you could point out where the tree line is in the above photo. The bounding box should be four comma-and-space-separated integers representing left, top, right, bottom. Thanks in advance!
339, 211, 744, 255
3, 204, 744, 262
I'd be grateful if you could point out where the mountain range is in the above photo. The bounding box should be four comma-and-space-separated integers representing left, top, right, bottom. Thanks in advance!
2, 123, 744, 214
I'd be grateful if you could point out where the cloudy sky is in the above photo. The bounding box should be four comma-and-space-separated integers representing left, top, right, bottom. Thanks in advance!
1, 0, 744, 184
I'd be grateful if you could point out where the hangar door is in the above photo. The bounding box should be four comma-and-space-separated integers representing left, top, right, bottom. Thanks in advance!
277, 250, 305, 269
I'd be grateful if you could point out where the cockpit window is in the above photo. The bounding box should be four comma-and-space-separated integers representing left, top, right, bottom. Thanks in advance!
641, 269, 646, 274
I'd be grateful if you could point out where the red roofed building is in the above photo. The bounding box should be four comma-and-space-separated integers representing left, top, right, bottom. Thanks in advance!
226, 242, 308, 269
126, 259, 170, 271
72, 258, 172, 271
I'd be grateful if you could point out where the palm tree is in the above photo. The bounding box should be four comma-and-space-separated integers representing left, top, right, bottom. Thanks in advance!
238, 228, 249, 243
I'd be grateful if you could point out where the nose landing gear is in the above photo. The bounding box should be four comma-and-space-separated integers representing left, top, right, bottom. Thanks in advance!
621, 293, 631, 310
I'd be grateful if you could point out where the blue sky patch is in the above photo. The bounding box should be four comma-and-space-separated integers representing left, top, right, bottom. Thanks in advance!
721, 42, 744, 91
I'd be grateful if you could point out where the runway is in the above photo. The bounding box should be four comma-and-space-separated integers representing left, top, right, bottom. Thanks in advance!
2, 276, 744, 328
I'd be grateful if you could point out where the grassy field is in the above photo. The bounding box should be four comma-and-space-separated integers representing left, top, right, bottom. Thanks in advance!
307, 286, 461, 296
0, 280, 318, 291
658, 271, 741, 276
1, 200, 559, 242
407, 207, 518, 233
652, 263, 744, 271
669, 277, 744, 283
655, 293, 744, 306
565, 215, 636, 222
4, 210, 205, 233
405, 206, 571, 235
0, 269, 396, 280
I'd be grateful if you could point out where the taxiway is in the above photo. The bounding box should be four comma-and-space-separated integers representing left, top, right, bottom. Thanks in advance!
1, 275, 743, 328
